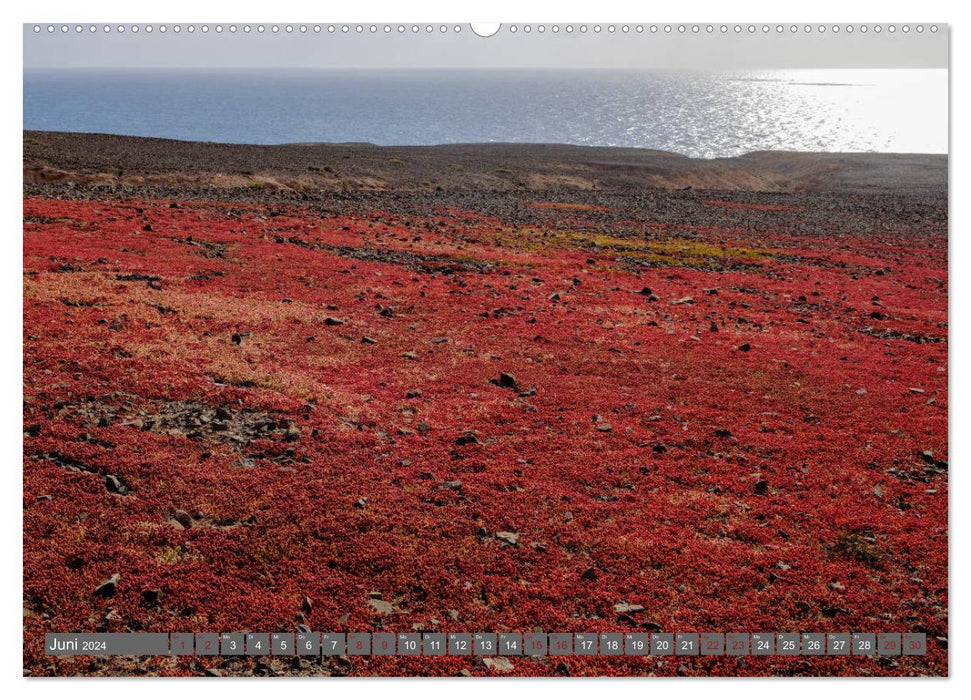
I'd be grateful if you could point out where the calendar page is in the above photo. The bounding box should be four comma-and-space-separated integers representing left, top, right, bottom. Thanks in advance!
21, 15, 948, 680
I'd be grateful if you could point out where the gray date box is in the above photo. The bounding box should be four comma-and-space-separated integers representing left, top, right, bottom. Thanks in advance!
296, 631, 319, 655
398, 633, 422, 656
827, 633, 851, 656
600, 633, 623, 655
219, 633, 244, 656
245, 633, 269, 656
777, 632, 800, 656
423, 633, 446, 655
651, 633, 674, 655
676, 633, 699, 655
751, 633, 774, 655
802, 633, 825, 656
574, 633, 598, 655
625, 633, 649, 655
473, 633, 497, 656
726, 633, 749, 656
853, 633, 876, 656
499, 633, 522, 655
170, 633, 194, 655
448, 633, 472, 655
347, 633, 370, 655
271, 633, 294, 656
524, 633, 547, 656
373, 633, 395, 655
195, 633, 218, 656
701, 633, 724, 655
549, 633, 573, 656
902, 633, 926, 656
878, 633, 902, 656
321, 633, 346, 656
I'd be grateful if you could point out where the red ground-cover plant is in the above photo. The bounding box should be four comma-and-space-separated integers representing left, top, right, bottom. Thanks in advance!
23, 195, 946, 676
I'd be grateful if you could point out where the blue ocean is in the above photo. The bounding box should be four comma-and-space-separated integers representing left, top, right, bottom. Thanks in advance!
23, 68, 947, 158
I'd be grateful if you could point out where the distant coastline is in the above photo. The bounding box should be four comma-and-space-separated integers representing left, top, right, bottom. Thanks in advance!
24, 130, 947, 199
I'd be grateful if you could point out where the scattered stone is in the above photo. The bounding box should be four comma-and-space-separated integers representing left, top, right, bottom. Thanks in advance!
614, 602, 645, 614
595, 423, 613, 432
361, 336, 378, 344
754, 479, 769, 496
492, 372, 520, 391
406, 390, 422, 399
324, 317, 344, 326
738, 342, 751, 352
822, 606, 850, 617
104, 474, 130, 495
495, 531, 520, 546
94, 573, 120, 597
430, 337, 450, 344
170, 509, 192, 528
444, 480, 463, 490
670, 296, 694, 305
368, 599, 394, 616
401, 351, 418, 360
483, 657, 514, 673
141, 589, 161, 605
301, 597, 313, 615
455, 432, 482, 446
354, 497, 368, 509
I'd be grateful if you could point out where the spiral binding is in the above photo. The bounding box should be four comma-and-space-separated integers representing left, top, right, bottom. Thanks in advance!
30, 23, 941, 36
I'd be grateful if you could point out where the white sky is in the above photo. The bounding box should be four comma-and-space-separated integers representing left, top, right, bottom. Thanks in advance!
23, 23, 948, 70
